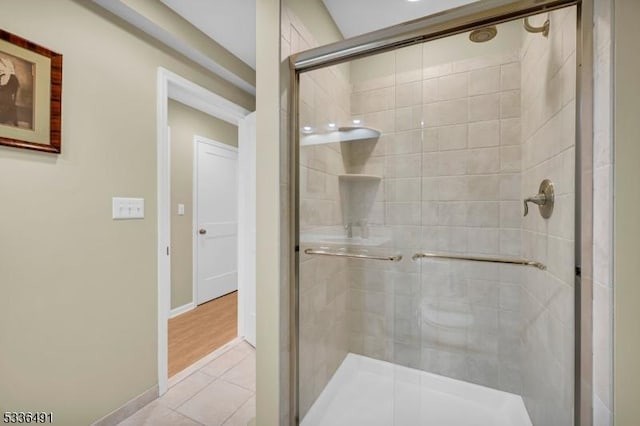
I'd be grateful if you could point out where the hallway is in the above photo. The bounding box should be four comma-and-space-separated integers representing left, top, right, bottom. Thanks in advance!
169, 292, 238, 377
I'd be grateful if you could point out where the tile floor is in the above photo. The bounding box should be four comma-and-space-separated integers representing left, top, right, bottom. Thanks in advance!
118, 340, 255, 426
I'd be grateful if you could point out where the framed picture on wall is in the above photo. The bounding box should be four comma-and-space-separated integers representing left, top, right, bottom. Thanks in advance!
0, 30, 62, 153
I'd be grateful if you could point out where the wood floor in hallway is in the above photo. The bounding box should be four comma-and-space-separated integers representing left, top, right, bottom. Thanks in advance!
169, 291, 237, 377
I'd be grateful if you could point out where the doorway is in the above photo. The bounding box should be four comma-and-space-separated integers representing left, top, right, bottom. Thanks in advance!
157, 68, 256, 395
167, 104, 240, 376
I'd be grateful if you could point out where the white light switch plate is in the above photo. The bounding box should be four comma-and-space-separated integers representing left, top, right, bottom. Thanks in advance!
112, 197, 145, 220
178, 204, 185, 216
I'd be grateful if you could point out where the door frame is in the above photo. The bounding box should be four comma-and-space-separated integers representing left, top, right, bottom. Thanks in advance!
157, 67, 252, 395
192, 135, 239, 307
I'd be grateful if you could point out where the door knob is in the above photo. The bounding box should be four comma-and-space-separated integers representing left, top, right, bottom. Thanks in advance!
199, 228, 207, 235
524, 179, 554, 218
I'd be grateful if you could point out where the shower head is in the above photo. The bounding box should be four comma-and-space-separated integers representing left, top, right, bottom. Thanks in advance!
469, 26, 498, 43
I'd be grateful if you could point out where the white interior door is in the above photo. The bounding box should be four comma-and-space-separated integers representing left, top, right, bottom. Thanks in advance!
238, 112, 257, 346
195, 138, 238, 305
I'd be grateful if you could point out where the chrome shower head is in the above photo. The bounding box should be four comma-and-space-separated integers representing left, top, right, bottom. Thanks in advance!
469, 26, 498, 43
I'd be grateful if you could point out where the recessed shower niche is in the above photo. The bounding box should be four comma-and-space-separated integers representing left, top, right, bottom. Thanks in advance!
336, 127, 382, 243
338, 173, 381, 240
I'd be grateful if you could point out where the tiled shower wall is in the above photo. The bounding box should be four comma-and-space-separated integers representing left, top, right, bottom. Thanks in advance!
297, 67, 351, 416
281, 6, 352, 418
345, 41, 528, 393
519, 9, 577, 426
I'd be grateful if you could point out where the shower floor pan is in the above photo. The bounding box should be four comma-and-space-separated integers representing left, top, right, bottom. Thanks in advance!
301, 353, 532, 426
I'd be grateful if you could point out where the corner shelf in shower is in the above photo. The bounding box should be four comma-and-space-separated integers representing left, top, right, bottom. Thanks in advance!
338, 174, 382, 182
300, 126, 381, 146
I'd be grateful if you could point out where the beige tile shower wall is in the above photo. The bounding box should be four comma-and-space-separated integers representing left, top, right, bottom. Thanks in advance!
283, 6, 350, 234
298, 64, 350, 232
297, 252, 350, 416
346, 37, 526, 394
519, 8, 577, 426
282, 5, 352, 419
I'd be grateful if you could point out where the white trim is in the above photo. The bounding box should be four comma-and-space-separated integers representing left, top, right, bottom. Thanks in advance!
192, 135, 239, 307
192, 137, 198, 310
237, 119, 246, 340
157, 67, 252, 396
195, 135, 239, 153
237, 113, 257, 346
169, 302, 195, 319
157, 69, 170, 396
167, 72, 251, 124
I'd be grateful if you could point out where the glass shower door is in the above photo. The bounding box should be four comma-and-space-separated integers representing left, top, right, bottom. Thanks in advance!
296, 6, 577, 425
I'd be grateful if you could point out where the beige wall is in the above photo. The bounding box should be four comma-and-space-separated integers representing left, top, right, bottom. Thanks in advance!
256, 0, 282, 423
614, 0, 640, 424
168, 100, 238, 310
0, 1, 253, 424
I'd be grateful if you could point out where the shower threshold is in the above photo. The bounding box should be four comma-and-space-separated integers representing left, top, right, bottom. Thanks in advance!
301, 353, 532, 426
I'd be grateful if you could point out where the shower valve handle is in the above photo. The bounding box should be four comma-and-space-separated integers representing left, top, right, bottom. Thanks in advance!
523, 179, 555, 219
523, 194, 547, 216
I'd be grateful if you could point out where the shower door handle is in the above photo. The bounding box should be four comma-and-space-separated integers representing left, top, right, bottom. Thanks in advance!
412, 252, 546, 270
304, 248, 402, 262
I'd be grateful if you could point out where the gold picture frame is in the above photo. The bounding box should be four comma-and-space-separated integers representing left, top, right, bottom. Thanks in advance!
0, 30, 62, 153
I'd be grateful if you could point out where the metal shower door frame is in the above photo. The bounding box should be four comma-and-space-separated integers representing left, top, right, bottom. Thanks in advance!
287, 0, 593, 424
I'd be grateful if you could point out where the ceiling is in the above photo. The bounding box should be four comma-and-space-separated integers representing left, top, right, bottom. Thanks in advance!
322, 0, 478, 38
159, 0, 480, 71
160, 0, 256, 69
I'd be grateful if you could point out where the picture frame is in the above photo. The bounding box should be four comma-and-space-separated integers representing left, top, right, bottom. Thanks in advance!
0, 30, 62, 154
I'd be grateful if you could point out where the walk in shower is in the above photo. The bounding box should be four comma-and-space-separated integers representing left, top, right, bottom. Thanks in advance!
291, 1, 586, 425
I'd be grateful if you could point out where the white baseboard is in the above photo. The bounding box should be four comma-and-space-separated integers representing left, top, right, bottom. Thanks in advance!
169, 302, 195, 318
91, 385, 158, 426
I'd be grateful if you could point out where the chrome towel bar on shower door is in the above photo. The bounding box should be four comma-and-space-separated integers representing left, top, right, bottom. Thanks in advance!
412, 252, 546, 270
304, 248, 402, 262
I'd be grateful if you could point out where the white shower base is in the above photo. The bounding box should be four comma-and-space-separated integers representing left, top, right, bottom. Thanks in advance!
301, 353, 532, 426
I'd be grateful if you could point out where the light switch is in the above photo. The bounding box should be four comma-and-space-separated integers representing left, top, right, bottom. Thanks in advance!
178, 204, 185, 216
112, 197, 145, 220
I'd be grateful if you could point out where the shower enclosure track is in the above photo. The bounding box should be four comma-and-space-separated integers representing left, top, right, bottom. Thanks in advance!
412, 252, 546, 270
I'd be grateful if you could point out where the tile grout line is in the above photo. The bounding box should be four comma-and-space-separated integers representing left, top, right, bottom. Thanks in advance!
219, 392, 255, 426
220, 375, 257, 394
167, 406, 207, 426
171, 346, 255, 423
